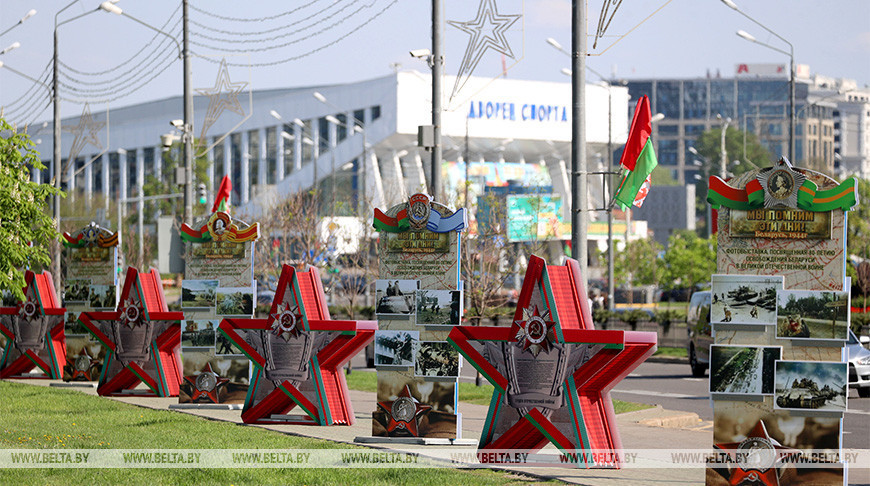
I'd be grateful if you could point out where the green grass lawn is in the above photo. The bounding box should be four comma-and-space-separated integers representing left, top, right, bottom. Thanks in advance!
0, 381, 551, 486
344, 369, 652, 413
652, 346, 688, 358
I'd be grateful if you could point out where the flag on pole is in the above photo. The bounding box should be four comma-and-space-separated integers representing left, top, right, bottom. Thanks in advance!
212, 175, 232, 213
613, 95, 658, 211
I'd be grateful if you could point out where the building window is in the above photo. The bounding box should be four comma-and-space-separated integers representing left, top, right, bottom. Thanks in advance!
230, 133, 242, 204
143, 147, 155, 180
710, 80, 735, 118
657, 139, 678, 166
354, 109, 365, 129
300, 119, 313, 167
282, 123, 296, 176
318, 117, 331, 154
248, 129, 260, 187
125, 150, 136, 194
266, 127, 277, 184
654, 81, 681, 120
658, 124, 678, 136
682, 80, 708, 119
109, 153, 120, 199
371, 105, 381, 121
93, 158, 103, 193
685, 124, 706, 136
336, 113, 347, 142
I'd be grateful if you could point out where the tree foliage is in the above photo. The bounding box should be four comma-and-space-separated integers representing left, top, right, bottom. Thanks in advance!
694, 127, 773, 178
613, 237, 663, 289
0, 118, 63, 300
661, 230, 717, 295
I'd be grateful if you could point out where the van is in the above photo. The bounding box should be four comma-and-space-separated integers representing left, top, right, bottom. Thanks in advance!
686, 291, 712, 377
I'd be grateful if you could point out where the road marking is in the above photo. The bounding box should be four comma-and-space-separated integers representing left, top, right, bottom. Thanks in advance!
613, 389, 706, 400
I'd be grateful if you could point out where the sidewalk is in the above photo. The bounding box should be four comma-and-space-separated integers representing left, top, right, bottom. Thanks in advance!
14, 379, 712, 485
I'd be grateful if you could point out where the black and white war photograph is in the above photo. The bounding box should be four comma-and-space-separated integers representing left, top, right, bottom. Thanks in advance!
776, 290, 850, 340
415, 290, 462, 326
375, 279, 418, 316
414, 341, 460, 378
774, 360, 848, 412
709, 345, 781, 395
374, 330, 417, 367
710, 274, 782, 324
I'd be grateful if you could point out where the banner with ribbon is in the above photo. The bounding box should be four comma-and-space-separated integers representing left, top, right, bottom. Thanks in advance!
372, 207, 467, 234
179, 211, 259, 243
707, 175, 858, 212
62, 229, 119, 248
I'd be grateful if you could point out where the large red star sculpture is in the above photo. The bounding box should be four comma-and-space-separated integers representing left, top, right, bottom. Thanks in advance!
79, 267, 183, 397
714, 420, 801, 486
219, 264, 377, 425
448, 255, 657, 468
0, 271, 66, 379
184, 362, 230, 403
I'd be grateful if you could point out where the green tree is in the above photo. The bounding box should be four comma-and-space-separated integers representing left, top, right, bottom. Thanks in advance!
693, 126, 773, 178
661, 230, 716, 296
613, 237, 663, 290
0, 118, 64, 300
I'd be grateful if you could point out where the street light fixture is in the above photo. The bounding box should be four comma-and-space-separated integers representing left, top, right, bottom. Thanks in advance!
0, 9, 36, 38
721, 0, 795, 162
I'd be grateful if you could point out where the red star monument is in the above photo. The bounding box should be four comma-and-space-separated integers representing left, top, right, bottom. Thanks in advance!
219, 264, 377, 425
0, 271, 66, 379
79, 267, 183, 397
448, 255, 657, 468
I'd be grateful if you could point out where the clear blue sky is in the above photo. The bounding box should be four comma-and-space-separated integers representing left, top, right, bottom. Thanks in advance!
1, 0, 868, 124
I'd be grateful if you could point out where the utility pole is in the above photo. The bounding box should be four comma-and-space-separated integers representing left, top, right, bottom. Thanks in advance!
431, 0, 443, 199
571, 0, 588, 281
182, 0, 194, 225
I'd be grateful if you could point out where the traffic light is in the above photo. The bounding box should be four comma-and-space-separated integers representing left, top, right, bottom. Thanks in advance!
197, 183, 207, 205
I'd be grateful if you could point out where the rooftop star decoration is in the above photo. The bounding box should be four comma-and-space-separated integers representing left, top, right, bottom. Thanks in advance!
219, 264, 376, 425
79, 267, 183, 397
447, 0, 521, 99
63, 103, 105, 164
447, 255, 656, 468
0, 271, 66, 379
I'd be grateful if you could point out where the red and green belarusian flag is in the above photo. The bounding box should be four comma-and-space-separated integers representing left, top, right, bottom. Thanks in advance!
613, 95, 657, 211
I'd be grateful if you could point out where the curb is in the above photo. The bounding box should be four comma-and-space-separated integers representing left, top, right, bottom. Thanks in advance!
620, 405, 703, 430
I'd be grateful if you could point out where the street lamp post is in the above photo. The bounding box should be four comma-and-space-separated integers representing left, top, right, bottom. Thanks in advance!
53, 2, 100, 289
722, 0, 794, 162
97, 1, 189, 225
717, 114, 731, 179
0, 9, 36, 38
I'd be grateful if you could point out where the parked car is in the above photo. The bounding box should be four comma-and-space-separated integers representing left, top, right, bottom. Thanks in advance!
686, 291, 712, 377
848, 329, 870, 398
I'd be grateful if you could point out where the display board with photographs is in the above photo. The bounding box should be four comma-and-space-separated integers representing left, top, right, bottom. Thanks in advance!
710, 274, 782, 325
775, 290, 849, 341
416, 290, 462, 326
375, 280, 418, 316
370, 194, 466, 440
178, 209, 259, 406
414, 341, 460, 378
709, 166, 852, 486
709, 344, 780, 395
774, 360, 847, 412
61, 223, 119, 382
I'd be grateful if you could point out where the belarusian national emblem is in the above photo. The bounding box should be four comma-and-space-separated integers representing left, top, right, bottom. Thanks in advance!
407, 193, 432, 230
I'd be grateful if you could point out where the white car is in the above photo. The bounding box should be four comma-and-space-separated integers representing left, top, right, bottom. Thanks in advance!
848, 329, 870, 398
